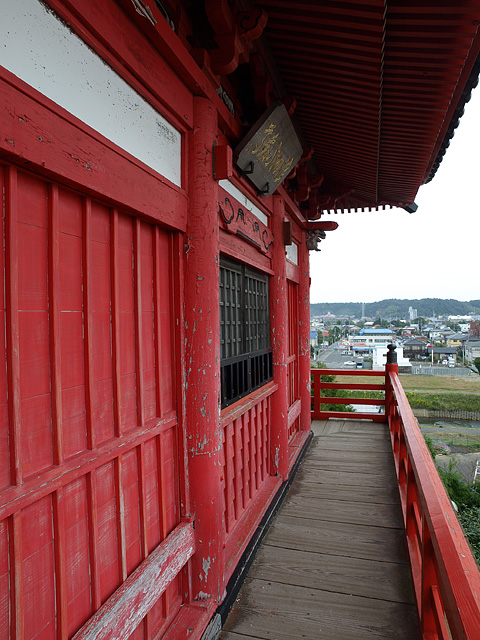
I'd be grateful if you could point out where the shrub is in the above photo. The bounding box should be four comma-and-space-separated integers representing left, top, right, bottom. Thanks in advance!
458, 507, 480, 564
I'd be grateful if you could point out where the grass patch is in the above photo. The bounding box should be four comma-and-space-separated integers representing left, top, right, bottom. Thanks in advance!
439, 437, 480, 453
399, 374, 480, 393
333, 374, 385, 385
406, 392, 480, 412
458, 508, 480, 565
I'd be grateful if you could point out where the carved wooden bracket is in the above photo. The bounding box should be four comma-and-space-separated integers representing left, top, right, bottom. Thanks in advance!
205, 1, 267, 75
306, 229, 326, 251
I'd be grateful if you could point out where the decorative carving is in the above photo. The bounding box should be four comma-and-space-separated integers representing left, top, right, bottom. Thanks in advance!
205, 1, 267, 75
218, 196, 273, 254
306, 229, 326, 252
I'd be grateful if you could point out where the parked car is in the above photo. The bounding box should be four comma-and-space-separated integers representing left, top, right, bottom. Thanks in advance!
356, 362, 363, 369
344, 360, 356, 366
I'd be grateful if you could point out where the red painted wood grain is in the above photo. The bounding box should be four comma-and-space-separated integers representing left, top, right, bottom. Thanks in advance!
72, 522, 194, 640
0, 163, 182, 638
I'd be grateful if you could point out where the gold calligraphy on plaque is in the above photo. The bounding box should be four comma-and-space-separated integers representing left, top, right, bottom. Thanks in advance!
248, 122, 295, 184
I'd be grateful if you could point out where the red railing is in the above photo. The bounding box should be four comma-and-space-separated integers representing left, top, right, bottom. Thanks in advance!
311, 365, 480, 639
311, 367, 386, 422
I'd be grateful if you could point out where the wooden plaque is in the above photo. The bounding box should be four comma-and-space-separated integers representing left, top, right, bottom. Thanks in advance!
235, 102, 303, 196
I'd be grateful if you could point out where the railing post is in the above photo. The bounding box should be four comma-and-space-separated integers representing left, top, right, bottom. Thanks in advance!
385, 344, 398, 420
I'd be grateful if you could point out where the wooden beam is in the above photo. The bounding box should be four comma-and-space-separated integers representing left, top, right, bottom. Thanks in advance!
73, 521, 195, 640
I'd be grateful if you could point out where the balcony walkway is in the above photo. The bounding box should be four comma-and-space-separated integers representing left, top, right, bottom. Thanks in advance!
219, 419, 421, 640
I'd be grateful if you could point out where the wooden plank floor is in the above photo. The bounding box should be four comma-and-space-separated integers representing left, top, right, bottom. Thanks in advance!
220, 419, 420, 640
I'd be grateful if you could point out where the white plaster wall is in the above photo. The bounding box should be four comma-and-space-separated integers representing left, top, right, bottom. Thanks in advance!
286, 242, 298, 265
0, 0, 182, 186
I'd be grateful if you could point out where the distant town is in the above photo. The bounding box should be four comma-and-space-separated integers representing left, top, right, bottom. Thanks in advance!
310, 300, 480, 373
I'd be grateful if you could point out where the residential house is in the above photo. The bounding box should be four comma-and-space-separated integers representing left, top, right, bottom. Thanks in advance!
403, 339, 428, 360
446, 333, 469, 348
427, 347, 458, 364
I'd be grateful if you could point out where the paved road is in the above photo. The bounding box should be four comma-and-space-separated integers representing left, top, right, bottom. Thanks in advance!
316, 343, 361, 369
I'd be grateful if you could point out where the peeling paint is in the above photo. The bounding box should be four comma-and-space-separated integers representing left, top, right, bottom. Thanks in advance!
202, 556, 211, 580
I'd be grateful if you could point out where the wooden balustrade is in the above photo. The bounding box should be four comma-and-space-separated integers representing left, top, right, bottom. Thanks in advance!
311, 367, 386, 422
386, 364, 480, 640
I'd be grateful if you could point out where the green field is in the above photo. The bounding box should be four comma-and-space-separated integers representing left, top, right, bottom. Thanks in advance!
400, 374, 480, 394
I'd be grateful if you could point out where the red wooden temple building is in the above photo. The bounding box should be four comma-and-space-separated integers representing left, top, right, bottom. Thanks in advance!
1, 1, 480, 639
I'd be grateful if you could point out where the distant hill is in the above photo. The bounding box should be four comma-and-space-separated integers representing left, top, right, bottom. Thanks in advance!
310, 298, 480, 320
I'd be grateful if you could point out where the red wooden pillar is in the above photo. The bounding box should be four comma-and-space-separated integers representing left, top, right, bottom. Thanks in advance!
184, 97, 225, 602
298, 229, 312, 431
269, 196, 289, 480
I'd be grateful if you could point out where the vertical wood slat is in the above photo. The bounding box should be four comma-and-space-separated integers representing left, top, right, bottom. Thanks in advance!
134, 219, 145, 427
5, 166, 21, 486
226, 424, 235, 531
82, 199, 95, 450
153, 227, 164, 418
221, 427, 229, 534
138, 444, 148, 559
262, 399, 269, 480
137, 442, 151, 638
257, 403, 263, 483
52, 489, 67, 639
110, 210, 122, 436
242, 413, 251, 502
48, 184, 64, 465
171, 233, 189, 525
259, 401, 265, 482
250, 407, 257, 493
9, 512, 23, 640
255, 404, 262, 489
115, 456, 128, 583
87, 470, 101, 612
234, 419, 243, 518
157, 434, 171, 618
255, 404, 262, 484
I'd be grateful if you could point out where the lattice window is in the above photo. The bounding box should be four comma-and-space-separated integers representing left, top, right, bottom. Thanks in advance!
220, 257, 272, 408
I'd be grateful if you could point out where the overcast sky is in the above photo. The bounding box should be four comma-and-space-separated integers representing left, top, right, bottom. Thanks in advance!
309, 83, 480, 305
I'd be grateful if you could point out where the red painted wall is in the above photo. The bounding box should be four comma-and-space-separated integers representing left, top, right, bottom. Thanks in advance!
0, 1, 313, 637
0, 163, 184, 639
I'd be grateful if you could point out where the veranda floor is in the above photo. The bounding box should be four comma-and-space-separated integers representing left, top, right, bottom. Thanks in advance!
219, 419, 420, 640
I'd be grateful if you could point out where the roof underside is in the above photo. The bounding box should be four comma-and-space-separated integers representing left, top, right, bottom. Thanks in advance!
258, 0, 480, 213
